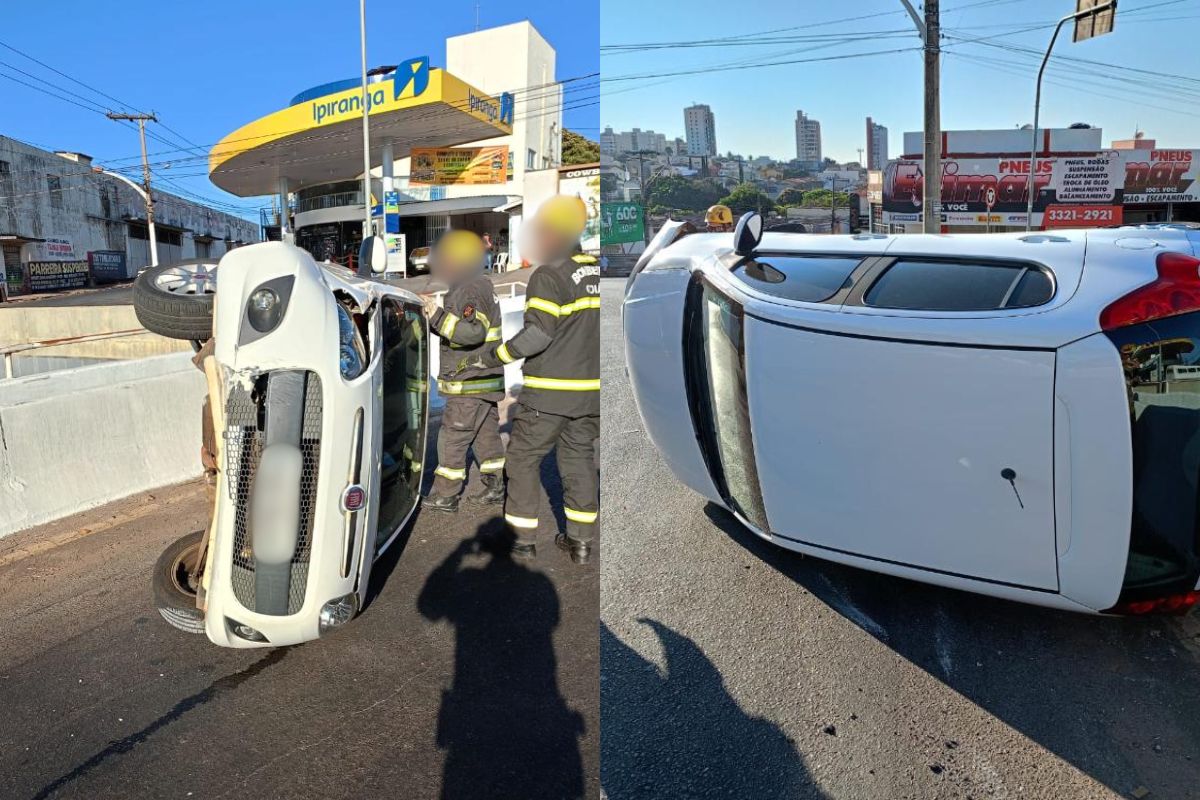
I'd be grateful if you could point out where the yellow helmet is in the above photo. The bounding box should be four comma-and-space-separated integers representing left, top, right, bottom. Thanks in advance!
434, 229, 485, 266
705, 204, 733, 227
535, 195, 588, 239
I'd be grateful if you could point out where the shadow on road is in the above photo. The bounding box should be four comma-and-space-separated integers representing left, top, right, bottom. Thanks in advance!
601, 618, 826, 799
417, 518, 586, 800
703, 502, 1200, 798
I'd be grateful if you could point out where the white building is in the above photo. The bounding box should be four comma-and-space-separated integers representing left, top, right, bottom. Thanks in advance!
684, 104, 717, 157
0, 136, 257, 295
866, 117, 888, 170
795, 110, 822, 167
598, 126, 669, 156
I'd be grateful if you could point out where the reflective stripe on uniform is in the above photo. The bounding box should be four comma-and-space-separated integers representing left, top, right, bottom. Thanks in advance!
411, 461, 423, 473
525, 296, 599, 318
561, 296, 600, 314
440, 313, 459, 338
435, 465, 466, 481
485, 326, 503, 342
523, 375, 600, 391
406, 378, 428, 392
496, 343, 515, 364
505, 513, 539, 529
526, 297, 562, 317
479, 457, 506, 473
439, 377, 505, 395
565, 507, 598, 524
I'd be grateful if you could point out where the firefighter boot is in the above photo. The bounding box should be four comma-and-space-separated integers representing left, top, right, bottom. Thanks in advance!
474, 472, 505, 505
422, 493, 460, 513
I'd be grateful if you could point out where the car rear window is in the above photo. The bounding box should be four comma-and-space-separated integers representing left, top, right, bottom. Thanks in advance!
730, 254, 862, 303
864, 259, 1053, 311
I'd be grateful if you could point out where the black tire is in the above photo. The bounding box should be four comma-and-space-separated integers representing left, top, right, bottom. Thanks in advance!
152, 530, 207, 635
133, 260, 218, 341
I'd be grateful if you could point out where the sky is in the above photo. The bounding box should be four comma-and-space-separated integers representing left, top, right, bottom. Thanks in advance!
600, 0, 1199, 164
0, 0, 599, 220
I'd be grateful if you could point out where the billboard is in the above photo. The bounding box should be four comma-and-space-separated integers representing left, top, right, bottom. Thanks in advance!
409, 146, 508, 185
600, 202, 644, 245
559, 166, 601, 253
1121, 149, 1199, 204
883, 154, 1125, 226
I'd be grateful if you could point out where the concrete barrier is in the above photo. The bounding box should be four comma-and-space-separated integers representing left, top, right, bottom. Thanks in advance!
0, 353, 205, 538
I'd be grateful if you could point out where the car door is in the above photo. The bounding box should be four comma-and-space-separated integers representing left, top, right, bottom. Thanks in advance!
688, 257, 1060, 592
373, 295, 430, 557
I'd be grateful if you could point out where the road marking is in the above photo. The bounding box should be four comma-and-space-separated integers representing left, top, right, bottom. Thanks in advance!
0, 482, 205, 570
817, 573, 888, 641
934, 606, 954, 677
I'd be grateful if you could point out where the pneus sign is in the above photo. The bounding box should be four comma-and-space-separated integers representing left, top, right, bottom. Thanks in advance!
1124, 149, 1198, 203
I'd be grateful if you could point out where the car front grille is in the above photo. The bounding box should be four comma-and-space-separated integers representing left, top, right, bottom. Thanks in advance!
223, 371, 323, 615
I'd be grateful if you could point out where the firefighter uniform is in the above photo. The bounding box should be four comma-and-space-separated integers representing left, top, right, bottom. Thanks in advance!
427, 274, 506, 499
485, 252, 600, 542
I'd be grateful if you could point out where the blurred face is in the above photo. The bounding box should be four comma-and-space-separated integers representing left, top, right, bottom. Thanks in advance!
520, 219, 575, 265
431, 233, 484, 282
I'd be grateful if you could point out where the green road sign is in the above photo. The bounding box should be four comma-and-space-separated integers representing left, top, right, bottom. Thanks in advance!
601, 202, 645, 245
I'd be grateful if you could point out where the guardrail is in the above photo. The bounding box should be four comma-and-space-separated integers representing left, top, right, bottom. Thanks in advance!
0, 328, 155, 380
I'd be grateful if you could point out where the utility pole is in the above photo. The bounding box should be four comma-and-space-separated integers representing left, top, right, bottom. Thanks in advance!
737, 157, 745, 184
900, 0, 940, 234
106, 111, 159, 267
359, 0, 373, 242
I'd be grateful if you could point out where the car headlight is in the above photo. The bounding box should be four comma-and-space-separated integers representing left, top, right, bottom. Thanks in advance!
319, 593, 359, 633
227, 618, 269, 643
337, 304, 367, 380
243, 277, 293, 336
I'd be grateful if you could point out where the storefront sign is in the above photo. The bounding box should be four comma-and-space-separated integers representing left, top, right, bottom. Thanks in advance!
23, 238, 76, 262
1123, 149, 1199, 204
87, 250, 130, 282
27, 260, 88, 291
600, 202, 644, 245
1043, 204, 1123, 228
409, 146, 509, 185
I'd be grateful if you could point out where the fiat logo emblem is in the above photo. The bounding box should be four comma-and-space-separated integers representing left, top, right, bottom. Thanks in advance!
342, 484, 366, 512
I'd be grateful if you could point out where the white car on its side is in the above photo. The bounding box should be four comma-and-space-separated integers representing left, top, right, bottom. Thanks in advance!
623, 216, 1200, 616
136, 238, 430, 647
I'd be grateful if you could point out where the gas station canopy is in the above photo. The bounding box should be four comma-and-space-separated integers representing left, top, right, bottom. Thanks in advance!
209, 57, 513, 197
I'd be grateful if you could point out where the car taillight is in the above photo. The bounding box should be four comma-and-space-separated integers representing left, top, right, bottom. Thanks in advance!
1100, 251, 1200, 331
1110, 590, 1200, 616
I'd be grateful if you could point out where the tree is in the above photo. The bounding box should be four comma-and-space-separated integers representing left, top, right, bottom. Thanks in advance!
562, 130, 599, 165
776, 188, 807, 207
644, 175, 725, 212
801, 188, 851, 207
718, 182, 776, 216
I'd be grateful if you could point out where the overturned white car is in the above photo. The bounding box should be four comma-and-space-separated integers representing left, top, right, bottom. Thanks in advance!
137, 239, 429, 647
623, 216, 1200, 616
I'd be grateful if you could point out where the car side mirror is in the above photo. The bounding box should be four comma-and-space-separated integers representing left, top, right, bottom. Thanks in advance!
358, 234, 388, 277
733, 212, 763, 256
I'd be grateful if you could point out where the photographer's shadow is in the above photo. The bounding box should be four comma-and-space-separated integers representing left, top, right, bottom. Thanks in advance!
601, 618, 826, 799
417, 518, 586, 800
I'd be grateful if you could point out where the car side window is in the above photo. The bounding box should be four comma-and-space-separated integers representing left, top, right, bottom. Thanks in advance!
730, 254, 862, 303
863, 259, 1053, 311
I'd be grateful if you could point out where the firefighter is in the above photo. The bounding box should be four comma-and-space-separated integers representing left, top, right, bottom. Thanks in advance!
454, 195, 600, 563
705, 203, 734, 232
421, 230, 507, 513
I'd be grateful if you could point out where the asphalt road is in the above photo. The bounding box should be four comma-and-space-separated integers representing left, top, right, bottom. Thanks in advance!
599, 277, 1200, 800
0, 415, 598, 800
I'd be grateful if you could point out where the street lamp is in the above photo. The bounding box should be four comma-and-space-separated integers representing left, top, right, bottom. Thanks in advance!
1025, 0, 1117, 231
95, 167, 158, 267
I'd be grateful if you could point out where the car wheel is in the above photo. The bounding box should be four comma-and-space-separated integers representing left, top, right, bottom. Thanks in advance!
133, 260, 218, 340
152, 530, 206, 635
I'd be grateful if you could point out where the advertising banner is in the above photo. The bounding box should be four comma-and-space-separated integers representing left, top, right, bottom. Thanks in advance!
27, 260, 88, 291
883, 154, 1126, 226
600, 202, 645, 245
559, 166, 601, 252
1122, 149, 1199, 204
410, 146, 508, 185
23, 238, 77, 262
87, 250, 131, 282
